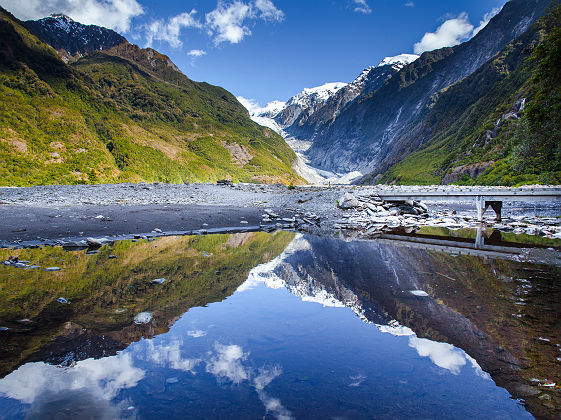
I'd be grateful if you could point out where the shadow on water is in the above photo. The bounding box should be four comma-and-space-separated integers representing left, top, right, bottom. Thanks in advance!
0, 229, 559, 419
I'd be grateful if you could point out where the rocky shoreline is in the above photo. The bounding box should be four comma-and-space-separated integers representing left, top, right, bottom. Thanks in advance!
0, 183, 560, 248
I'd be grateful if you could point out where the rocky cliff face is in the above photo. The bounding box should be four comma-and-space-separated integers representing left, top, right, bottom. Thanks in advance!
24, 14, 126, 62
305, 0, 550, 174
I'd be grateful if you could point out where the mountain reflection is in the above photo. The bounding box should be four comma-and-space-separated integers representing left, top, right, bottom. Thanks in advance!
243, 233, 561, 419
0, 230, 559, 419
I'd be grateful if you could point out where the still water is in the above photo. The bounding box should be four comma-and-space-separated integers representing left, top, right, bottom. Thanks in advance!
0, 230, 559, 419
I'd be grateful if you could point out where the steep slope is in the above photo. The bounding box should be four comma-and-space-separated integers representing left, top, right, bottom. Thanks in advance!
272, 82, 347, 137
372, 3, 561, 185
0, 8, 302, 186
305, 0, 550, 175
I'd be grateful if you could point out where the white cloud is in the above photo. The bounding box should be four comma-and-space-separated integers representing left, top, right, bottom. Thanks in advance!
205, 1, 253, 45
236, 95, 261, 114
353, 0, 372, 14
1, 0, 144, 33
473, 7, 500, 36
413, 12, 474, 54
405, 1, 415, 7
145, 10, 201, 48
254, 0, 284, 21
205, 0, 284, 45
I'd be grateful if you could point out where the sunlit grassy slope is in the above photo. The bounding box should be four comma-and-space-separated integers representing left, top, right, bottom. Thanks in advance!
0, 8, 303, 186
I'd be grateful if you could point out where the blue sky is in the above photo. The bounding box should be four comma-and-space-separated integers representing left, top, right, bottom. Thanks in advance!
3, 0, 507, 106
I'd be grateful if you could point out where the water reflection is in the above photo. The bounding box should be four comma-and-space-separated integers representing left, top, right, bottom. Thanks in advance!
242, 232, 560, 418
0, 230, 559, 419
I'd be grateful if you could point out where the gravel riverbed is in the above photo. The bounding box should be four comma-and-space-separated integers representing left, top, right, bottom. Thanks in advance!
0, 183, 560, 248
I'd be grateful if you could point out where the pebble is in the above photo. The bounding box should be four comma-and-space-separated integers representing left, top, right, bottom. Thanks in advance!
134, 312, 153, 324
57, 297, 70, 304
410, 290, 429, 297
151, 278, 166, 285
45, 267, 61, 272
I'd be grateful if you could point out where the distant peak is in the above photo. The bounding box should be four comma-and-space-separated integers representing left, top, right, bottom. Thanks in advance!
377, 54, 419, 68
49, 14, 74, 21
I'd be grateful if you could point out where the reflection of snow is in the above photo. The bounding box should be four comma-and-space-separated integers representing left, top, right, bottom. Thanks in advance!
0, 353, 144, 416
145, 339, 200, 373
240, 235, 363, 314
466, 354, 490, 379
377, 323, 415, 337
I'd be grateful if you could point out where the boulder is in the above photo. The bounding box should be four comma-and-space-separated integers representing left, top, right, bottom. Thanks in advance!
337, 193, 360, 209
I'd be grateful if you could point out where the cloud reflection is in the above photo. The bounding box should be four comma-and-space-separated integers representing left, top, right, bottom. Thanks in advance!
206, 343, 250, 384
0, 352, 144, 418
408, 336, 468, 375
144, 339, 200, 373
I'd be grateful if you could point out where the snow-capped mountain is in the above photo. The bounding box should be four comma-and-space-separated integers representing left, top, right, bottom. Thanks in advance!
285, 82, 347, 109
251, 54, 419, 145
24, 14, 126, 62
377, 53, 420, 68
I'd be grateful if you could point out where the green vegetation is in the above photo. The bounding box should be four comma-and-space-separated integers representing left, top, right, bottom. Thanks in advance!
379, 4, 561, 186
0, 231, 295, 376
0, 8, 303, 186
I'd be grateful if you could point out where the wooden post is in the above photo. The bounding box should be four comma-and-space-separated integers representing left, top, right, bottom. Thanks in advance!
476, 196, 487, 222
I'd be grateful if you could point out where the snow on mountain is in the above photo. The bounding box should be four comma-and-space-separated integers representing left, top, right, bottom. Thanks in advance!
242, 54, 418, 184
378, 53, 419, 68
256, 100, 286, 118
285, 82, 347, 108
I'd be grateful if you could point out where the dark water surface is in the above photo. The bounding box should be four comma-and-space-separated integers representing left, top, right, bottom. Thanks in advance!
0, 230, 559, 419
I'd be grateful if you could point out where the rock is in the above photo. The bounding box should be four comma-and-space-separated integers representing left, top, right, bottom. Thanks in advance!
86, 237, 108, 247
338, 193, 360, 209
264, 209, 279, 218
62, 240, 87, 248
151, 278, 166, 285
153, 228, 163, 233
134, 312, 152, 324
57, 297, 70, 304
45, 267, 61, 272
410, 290, 429, 297
216, 179, 233, 186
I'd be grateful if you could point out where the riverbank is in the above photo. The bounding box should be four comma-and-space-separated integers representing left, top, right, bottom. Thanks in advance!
0, 183, 560, 247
